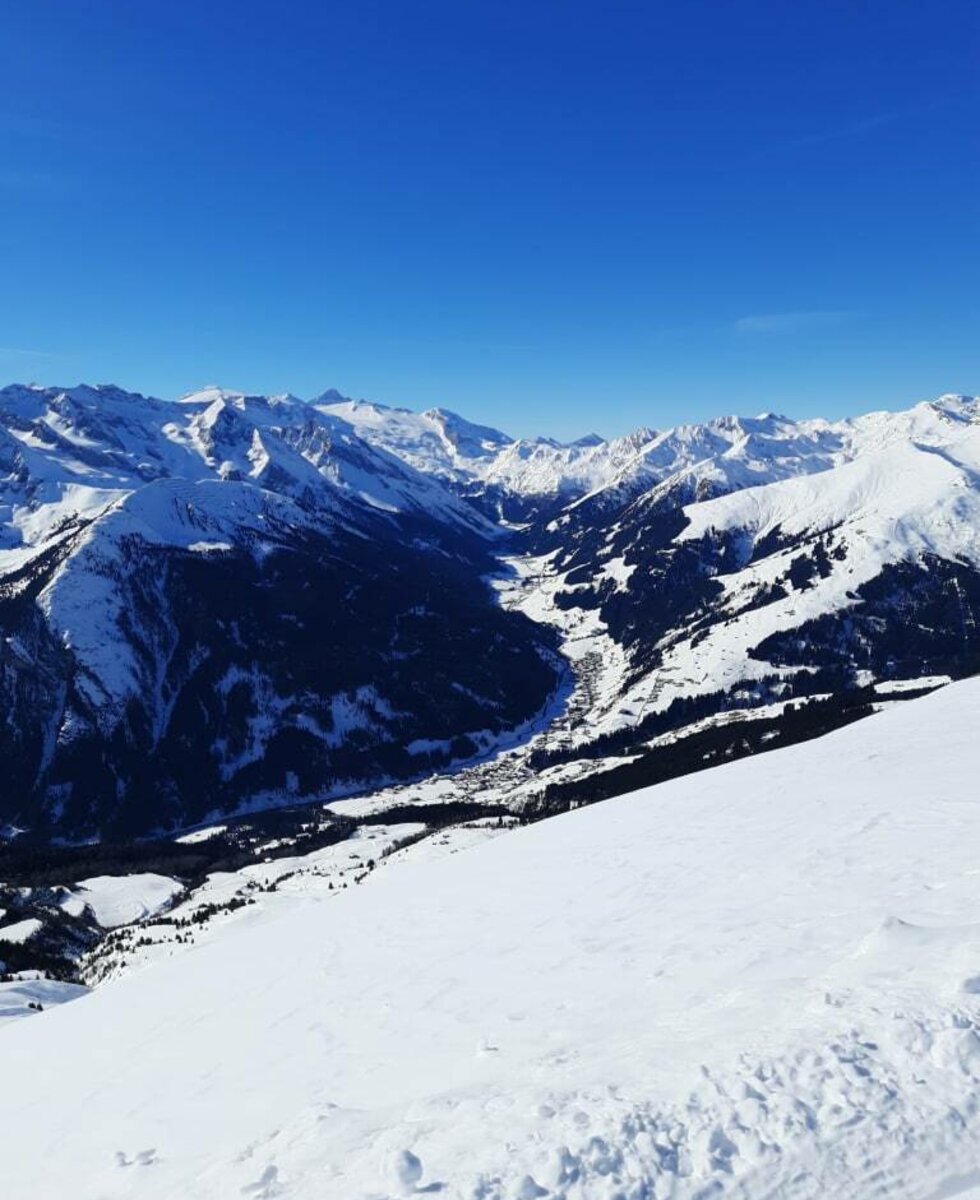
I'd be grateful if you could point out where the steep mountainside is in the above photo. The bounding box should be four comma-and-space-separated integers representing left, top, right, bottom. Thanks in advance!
0, 385, 560, 839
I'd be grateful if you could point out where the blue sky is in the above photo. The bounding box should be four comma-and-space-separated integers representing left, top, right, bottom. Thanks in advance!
0, 1, 976, 439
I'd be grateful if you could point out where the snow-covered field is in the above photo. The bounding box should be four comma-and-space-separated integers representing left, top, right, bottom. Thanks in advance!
3, 679, 980, 1198
71, 873, 185, 928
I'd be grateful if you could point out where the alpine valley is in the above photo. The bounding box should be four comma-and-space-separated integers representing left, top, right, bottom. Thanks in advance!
1, 383, 979, 844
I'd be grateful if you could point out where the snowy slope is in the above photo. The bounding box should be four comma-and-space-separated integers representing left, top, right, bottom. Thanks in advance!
313, 394, 515, 479
3, 679, 980, 1198
72, 874, 184, 928
638, 430, 980, 718
0, 977, 87, 1027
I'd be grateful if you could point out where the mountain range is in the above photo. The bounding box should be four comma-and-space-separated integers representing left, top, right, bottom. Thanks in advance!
2, 382, 979, 840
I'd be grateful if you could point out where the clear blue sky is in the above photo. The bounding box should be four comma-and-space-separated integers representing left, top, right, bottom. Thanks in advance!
1, 1, 976, 439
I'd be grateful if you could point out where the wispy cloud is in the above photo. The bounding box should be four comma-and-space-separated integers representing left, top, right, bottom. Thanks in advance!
734, 311, 855, 336
757, 98, 948, 158
0, 345, 54, 359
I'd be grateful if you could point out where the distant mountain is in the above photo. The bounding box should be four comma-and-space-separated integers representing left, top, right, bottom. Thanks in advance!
316, 392, 653, 521
2, 382, 980, 841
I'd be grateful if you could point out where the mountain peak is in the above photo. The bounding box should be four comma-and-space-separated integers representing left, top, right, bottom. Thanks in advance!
178, 385, 244, 406
313, 387, 356, 406
421, 407, 513, 452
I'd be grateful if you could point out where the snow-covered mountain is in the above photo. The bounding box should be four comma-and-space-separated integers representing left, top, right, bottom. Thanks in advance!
316, 392, 656, 521
2, 381, 980, 841
510, 394, 980, 778
4, 677, 980, 1198
0, 384, 561, 839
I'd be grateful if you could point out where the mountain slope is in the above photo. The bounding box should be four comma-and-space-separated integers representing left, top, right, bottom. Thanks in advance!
503, 396, 980, 769
3, 679, 980, 1198
0, 385, 561, 839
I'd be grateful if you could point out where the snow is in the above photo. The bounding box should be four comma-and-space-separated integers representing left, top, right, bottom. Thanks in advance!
679, 433, 980, 563
0, 917, 42, 944
81, 825, 431, 986
73, 873, 184, 928
57, 893, 88, 918
3, 680, 980, 1197
596, 554, 635, 590
324, 392, 980, 550
478, 405, 980, 754
174, 825, 228, 845
0, 978, 88, 1027
876, 674, 952, 695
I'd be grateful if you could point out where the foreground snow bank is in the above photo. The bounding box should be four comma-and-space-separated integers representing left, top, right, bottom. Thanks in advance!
3, 681, 980, 1198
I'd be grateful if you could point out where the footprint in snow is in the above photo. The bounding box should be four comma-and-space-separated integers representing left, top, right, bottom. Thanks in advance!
114, 1148, 157, 1168
387, 1148, 424, 1193
515, 1176, 548, 1200
241, 1163, 280, 1197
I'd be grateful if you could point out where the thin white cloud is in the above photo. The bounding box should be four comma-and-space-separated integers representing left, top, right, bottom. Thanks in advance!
734, 311, 854, 335
758, 98, 949, 158
0, 345, 53, 359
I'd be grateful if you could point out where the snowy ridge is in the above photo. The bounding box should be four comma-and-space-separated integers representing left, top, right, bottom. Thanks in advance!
640, 434, 980, 717
322, 390, 979, 513
314, 395, 514, 479
3, 679, 980, 1197
0, 383, 490, 557
316, 392, 661, 511
548, 394, 980, 524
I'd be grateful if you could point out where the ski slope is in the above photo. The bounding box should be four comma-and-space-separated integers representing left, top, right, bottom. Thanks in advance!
2, 680, 980, 1199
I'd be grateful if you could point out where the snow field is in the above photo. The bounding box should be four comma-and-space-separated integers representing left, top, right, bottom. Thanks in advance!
2, 680, 980, 1196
